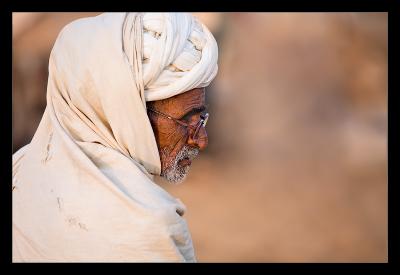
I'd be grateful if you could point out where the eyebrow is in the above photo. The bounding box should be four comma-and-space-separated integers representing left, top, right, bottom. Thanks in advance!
180, 105, 207, 120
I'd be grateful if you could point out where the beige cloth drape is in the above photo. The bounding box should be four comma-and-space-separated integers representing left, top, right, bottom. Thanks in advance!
12, 12, 218, 262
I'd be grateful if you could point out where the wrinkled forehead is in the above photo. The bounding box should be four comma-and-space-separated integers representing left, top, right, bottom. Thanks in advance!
148, 88, 206, 117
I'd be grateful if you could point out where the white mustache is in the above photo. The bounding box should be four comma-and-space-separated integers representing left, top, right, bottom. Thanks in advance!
177, 145, 199, 162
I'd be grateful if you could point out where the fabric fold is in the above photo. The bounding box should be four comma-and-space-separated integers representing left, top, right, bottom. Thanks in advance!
12, 12, 218, 262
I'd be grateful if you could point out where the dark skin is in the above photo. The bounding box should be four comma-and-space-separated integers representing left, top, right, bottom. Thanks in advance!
147, 88, 208, 175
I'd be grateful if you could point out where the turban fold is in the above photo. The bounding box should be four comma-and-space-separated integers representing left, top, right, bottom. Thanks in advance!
122, 13, 218, 103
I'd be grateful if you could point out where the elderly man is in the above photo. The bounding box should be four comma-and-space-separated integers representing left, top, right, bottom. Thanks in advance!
12, 13, 218, 262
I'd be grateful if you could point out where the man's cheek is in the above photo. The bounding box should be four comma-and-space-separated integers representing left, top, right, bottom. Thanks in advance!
161, 126, 186, 144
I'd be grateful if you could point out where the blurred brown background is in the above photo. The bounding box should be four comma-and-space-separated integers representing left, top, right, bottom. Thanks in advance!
12, 12, 387, 262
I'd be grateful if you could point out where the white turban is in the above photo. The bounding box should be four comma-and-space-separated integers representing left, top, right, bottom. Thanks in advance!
122, 12, 218, 102
12, 12, 217, 262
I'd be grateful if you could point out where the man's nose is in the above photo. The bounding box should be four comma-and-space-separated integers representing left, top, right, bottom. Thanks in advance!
187, 127, 208, 151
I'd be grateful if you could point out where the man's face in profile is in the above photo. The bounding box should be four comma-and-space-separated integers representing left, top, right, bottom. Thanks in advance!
147, 88, 209, 183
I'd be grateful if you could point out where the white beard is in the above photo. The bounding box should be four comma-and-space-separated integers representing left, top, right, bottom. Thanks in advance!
161, 145, 199, 184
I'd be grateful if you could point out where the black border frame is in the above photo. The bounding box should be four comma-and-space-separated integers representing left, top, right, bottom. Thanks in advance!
1, 0, 397, 270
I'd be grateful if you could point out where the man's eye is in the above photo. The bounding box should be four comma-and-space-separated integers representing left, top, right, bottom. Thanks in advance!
180, 107, 207, 121
181, 114, 193, 122
181, 113, 199, 123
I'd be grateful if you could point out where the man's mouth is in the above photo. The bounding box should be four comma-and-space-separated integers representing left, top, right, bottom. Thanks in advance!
178, 157, 192, 167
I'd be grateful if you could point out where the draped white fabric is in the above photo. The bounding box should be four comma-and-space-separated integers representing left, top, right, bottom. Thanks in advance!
12, 12, 218, 262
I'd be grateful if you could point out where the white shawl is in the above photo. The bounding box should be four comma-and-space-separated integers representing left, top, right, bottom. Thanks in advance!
12, 12, 218, 262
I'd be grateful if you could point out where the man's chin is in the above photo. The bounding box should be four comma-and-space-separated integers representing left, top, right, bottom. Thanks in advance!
161, 164, 191, 184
